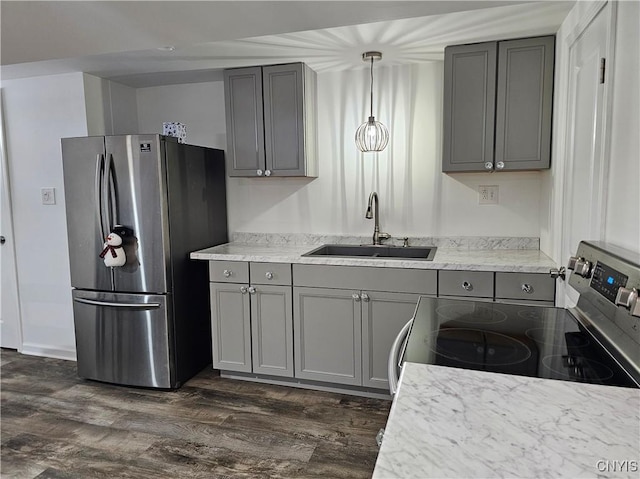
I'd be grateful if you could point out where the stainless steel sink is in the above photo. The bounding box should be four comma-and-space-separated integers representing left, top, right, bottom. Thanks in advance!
302, 244, 437, 261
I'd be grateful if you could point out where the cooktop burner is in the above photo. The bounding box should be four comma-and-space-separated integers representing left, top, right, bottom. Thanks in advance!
433, 328, 533, 367
524, 328, 591, 348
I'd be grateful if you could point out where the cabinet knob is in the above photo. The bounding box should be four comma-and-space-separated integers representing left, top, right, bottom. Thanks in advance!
248, 286, 257, 294
521, 283, 533, 294
550, 267, 566, 281
223, 269, 232, 278
264, 169, 272, 177
240, 286, 248, 294
256, 169, 263, 176
462, 281, 473, 291
496, 161, 505, 170
361, 292, 370, 302
265, 272, 274, 280
352, 293, 361, 302
484, 162, 493, 170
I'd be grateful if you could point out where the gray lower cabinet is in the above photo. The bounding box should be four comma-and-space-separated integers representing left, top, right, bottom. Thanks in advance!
443, 35, 555, 172
292, 264, 437, 390
294, 287, 361, 386
210, 282, 252, 372
361, 291, 421, 389
209, 261, 294, 377
250, 284, 293, 377
223, 62, 317, 178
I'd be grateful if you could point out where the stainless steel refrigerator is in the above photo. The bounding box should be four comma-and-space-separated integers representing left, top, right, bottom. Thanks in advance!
61, 135, 228, 388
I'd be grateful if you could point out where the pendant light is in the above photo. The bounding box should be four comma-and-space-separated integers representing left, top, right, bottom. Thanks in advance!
355, 51, 389, 152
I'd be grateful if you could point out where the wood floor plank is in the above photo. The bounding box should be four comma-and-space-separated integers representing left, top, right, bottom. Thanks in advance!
0, 348, 390, 478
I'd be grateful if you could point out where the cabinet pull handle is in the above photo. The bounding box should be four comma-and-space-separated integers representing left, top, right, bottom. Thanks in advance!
462, 281, 473, 291
521, 283, 533, 294
248, 286, 257, 294
264, 169, 272, 177
496, 161, 505, 170
484, 162, 493, 170
223, 269, 232, 278
240, 286, 248, 294
265, 272, 274, 280
361, 293, 370, 302
352, 293, 361, 302
256, 169, 263, 176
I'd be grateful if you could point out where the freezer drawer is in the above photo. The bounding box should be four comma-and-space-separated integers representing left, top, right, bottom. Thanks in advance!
72, 290, 174, 388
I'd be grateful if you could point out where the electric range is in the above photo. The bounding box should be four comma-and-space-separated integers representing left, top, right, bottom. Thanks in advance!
390, 241, 640, 393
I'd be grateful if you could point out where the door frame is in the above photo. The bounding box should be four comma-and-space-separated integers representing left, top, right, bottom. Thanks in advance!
0, 88, 24, 350
550, 0, 617, 307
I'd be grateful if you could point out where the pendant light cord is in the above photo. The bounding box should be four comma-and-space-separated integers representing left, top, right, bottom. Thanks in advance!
369, 56, 374, 118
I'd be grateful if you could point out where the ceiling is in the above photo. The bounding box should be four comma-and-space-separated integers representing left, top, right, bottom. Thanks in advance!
1, 1, 574, 88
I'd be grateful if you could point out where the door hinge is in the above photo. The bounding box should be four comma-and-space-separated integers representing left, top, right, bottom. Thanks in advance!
600, 58, 606, 84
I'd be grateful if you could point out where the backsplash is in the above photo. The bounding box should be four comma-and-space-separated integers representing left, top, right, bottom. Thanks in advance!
230, 233, 540, 250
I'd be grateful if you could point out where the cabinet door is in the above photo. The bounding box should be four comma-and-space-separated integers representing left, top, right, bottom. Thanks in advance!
250, 285, 293, 377
495, 36, 555, 170
263, 63, 306, 176
293, 287, 362, 386
361, 291, 421, 389
443, 42, 497, 172
223, 67, 265, 176
210, 282, 252, 372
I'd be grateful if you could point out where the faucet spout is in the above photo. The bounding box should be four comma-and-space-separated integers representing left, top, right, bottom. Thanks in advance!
365, 191, 390, 245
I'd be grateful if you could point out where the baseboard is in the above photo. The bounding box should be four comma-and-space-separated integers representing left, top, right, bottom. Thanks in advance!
20, 343, 77, 361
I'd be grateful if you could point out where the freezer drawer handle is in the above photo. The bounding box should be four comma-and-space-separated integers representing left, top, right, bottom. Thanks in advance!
74, 297, 161, 309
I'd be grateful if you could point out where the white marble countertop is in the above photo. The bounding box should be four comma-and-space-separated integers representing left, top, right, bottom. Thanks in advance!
190, 242, 557, 273
373, 363, 640, 479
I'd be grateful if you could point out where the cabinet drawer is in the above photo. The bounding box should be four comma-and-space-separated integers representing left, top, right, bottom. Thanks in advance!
495, 272, 555, 303
292, 264, 437, 295
209, 261, 249, 283
250, 262, 292, 285
439, 271, 494, 298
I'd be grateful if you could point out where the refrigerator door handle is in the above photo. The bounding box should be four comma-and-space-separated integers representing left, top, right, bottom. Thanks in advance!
73, 297, 161, 309
102, 153, 118, 233
95, 153, 107, 240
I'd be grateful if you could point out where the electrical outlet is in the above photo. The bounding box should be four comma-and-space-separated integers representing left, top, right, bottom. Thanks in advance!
479, 185, 498, 205
41, 187, 56, 205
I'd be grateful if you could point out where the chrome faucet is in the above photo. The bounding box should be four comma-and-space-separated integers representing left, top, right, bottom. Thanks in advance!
365, 191, 390, 245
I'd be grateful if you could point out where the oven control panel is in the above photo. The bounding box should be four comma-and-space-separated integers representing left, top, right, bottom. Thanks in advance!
569, 240, 640, 351
590, 261, 628, 304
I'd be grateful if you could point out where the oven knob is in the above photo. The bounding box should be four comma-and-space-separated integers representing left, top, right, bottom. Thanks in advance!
573, 258, 592, 278
615, 287, 639, 310
631, 298, 640, 318
567, 256, 579, 270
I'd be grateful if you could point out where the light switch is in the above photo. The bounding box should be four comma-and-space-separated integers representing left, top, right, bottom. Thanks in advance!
41, 187, 56, 205
479, 185, 498, 205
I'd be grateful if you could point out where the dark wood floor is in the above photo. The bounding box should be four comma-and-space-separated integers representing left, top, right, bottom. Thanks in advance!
0, 349, 391, 478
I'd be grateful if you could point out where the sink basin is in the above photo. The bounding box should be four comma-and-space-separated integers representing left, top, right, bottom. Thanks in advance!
302, 244, 437, 261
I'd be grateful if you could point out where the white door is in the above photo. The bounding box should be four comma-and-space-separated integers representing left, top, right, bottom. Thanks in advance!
0, 89, 22, 349
559, 2, 615, 307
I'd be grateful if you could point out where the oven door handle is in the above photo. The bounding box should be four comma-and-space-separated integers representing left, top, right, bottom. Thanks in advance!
388, 318, 414, 396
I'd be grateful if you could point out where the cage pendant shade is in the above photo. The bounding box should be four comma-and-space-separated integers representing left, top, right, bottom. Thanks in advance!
356, 51, 389, 152
355, 117, 389, 152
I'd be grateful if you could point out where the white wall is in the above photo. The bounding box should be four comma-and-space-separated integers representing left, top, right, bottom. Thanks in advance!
1, 73, 88, 359
605, 0, 640, 252
137, 82, 227, 148
1, 73, 138, 358
137, 63, 544, 239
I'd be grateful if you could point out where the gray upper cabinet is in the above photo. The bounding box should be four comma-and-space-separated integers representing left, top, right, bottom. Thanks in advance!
443, 36, 555, 172
443, 42, 497, 173
224, 63, 317, 178
495, 36, 555, 170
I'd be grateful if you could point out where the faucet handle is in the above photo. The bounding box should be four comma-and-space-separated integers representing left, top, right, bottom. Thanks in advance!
402, 237, 409, 247
378, 232, 391, 243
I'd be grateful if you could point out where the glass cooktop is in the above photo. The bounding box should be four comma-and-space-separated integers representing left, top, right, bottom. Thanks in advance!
403, 297, 638, 388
